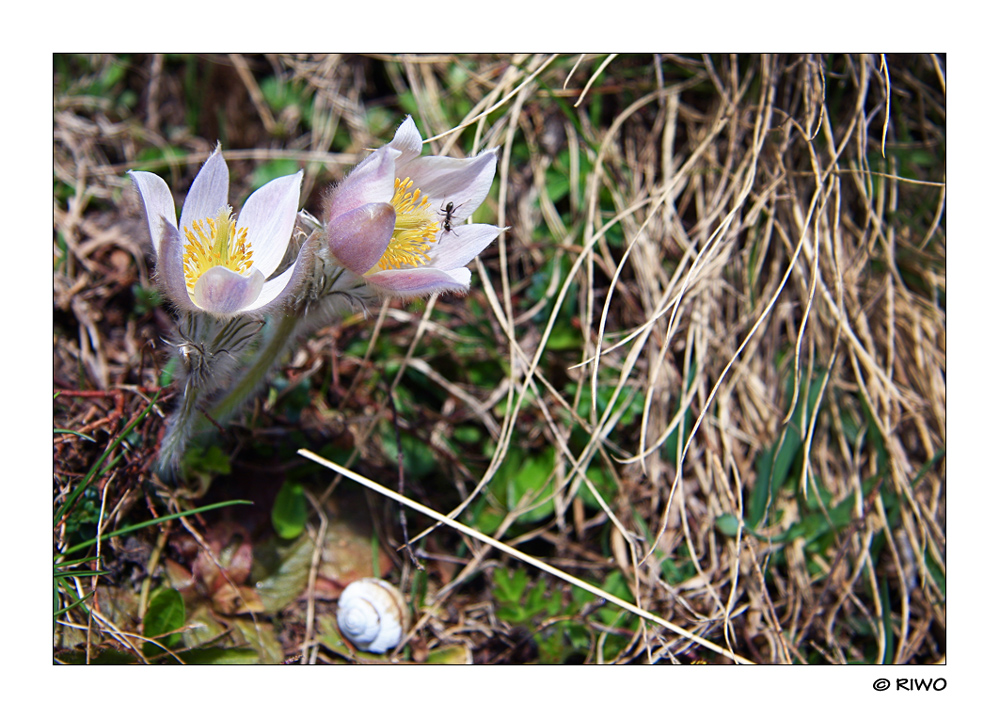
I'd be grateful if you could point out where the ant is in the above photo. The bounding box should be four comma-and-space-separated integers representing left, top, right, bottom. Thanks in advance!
439, 201, 465, 235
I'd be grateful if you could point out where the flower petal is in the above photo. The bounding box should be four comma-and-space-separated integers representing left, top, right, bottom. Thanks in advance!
192, 266, 265, 315
430, 224, 501, 268
324, 147, 399, 223
366, 266, 472, 296
326, 202, 396, 275
156, 222, 198, 312
243, 265, 296, 313
387, 116, 423, 165
235, 170, 303, 277
129, 170, 177, 259
402, 149, 498, 220
179, 145, 230, 232
243, 235, 319, 313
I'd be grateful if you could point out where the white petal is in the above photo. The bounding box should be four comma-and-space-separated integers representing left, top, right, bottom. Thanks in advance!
236, 170, 303, 277
429, 224, 500, 269
129, 170, 177, 258
402, 149, 498, 216
243, 265, 294, 312
243, 236, 319, 313
388, 116, 423, 164
179, 146, 230, 232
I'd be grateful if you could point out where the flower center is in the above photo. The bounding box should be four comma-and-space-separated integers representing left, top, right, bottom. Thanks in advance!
372, 177, 440, 272
181, 208, 254, 293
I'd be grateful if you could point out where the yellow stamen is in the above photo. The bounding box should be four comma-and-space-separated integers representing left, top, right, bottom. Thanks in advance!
181, 208, 254, 293
371, 177, 440, 272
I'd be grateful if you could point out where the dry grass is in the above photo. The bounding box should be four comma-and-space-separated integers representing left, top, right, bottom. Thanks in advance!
54, 54, 945, 664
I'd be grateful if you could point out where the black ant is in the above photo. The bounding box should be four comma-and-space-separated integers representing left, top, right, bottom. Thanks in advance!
439, 201, 464, 235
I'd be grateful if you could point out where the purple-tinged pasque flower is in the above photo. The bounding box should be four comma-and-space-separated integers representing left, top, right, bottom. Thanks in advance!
324, 117, 500, 296
130, 147, 307, 316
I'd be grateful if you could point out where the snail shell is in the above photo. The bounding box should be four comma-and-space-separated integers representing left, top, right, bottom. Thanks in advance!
336, 578, 410, 653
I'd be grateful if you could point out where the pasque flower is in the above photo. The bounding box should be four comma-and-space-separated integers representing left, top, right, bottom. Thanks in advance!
324, 117, 500, 296
130, 147, 307, 316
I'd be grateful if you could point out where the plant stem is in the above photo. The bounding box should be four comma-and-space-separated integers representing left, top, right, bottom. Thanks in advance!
154, 384, 203, 478
203, 311, 301, 426
154, 312, 301, 478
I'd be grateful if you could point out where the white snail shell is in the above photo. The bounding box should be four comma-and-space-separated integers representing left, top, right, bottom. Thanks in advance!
336, 578, 410, 654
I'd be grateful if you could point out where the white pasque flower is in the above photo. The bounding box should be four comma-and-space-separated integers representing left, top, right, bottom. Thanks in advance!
129, 147, 307, 316
324, 116, 500, 297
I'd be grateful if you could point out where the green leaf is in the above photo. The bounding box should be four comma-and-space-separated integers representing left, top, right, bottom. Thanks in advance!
880, 577, 894, 663
493, 567, 534, 623
749, 424, 802, 528
715, 513, 741, 537
175, 647, 260, 665
596, 571, 634, 627
380, 425, 438, 480
526, 580, 549, 611
469, 496, 504, 535
183, 444, 231, 476
578, 466, 618, 511
663, 373, 696, 465
545, 323, 582, 351
272, 480, 308, 540
493, 566, 529, 604
143, 587, 185, 654
253, 533, 314, 612
315, 614, 393, 662
231, 617, 285, 664
925, 549, 945, 598
487, 446, 556, 525
510, 449, 556, 523
426, 645, 473, 664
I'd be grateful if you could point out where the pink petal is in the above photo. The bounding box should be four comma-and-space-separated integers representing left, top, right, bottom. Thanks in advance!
192, 266, 265, 315
155, 222, 198, 312
366, 266, 471, 296
326, 202, 396, 275
324, 147, 399, 223
400, 148, 498, 216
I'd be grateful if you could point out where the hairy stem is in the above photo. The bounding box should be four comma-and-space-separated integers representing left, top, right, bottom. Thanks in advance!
154, 312, 300, 480
154, 384, 203, 479
205, 312, 300, 425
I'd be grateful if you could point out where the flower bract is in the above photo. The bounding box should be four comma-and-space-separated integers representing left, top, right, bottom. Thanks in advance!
324, 117, 501, 297
129, 147, 306, 316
